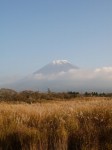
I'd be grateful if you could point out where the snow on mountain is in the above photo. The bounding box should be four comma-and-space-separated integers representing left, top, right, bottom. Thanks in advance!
34, 60, 78, 75
2, 60, 112, 92
52, 60, 70, 65
2, 60, 79, 91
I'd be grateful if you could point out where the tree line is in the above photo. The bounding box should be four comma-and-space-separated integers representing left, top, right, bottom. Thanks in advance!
0, 88, 112, 103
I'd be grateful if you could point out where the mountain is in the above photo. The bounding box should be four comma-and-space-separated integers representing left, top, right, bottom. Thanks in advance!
2, 60, 112, 92
2, 60, 79, 91
34, 60, 78, 75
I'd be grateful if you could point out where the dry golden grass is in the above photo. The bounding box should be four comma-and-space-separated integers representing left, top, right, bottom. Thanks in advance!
0, 97, 112, 150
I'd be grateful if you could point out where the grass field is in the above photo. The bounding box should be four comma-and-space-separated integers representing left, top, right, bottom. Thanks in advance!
0, 97, 112, 150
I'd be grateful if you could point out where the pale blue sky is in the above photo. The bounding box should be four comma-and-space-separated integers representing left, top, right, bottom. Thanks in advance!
0, 0, 112, 80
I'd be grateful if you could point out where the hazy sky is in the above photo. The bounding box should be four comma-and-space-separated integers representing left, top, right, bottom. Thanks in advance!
0, 0, 112, 81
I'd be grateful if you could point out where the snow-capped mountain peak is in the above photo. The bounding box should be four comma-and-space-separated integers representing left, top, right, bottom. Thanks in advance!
34, 60, 78, 75
52, 60, 70, 65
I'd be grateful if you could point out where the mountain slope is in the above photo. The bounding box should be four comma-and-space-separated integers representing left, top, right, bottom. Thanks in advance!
34, 60, 78, 75
2, 60, 78, 91
2, 60, 112, 92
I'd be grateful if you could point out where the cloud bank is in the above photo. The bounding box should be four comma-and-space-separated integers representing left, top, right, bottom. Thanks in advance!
24, 66, 112, 92
31, 67, 112, 81
1, 67, 112, 92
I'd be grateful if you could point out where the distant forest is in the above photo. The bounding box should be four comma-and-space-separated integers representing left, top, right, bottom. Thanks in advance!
0, 88, 112, 103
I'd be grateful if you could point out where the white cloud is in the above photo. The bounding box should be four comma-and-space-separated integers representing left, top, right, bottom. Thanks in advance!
95, 67, 112, 73
32, 73, 46, 80
31, 67, 112, 81
27, 67, 112, 92
1, 66, 112, 92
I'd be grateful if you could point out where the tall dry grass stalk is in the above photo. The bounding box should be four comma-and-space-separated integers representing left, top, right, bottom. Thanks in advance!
0, 97, 112, 150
